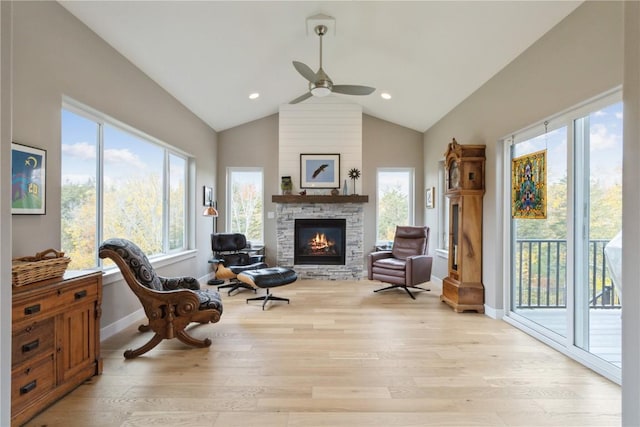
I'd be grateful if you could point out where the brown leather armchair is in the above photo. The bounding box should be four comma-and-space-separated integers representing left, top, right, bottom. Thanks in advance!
368, 225, 433, 299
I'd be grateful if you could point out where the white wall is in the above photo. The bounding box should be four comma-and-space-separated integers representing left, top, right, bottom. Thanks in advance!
279, 97, 362, 193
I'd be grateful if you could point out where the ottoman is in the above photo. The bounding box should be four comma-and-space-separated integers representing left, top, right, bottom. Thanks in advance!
236, 267, 298, 310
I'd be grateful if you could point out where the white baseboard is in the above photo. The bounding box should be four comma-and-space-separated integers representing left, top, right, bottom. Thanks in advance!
484, 305, 504, 319
100, 308, 146, 341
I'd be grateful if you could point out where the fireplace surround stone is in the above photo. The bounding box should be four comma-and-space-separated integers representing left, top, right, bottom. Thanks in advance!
276, 202, 364, 280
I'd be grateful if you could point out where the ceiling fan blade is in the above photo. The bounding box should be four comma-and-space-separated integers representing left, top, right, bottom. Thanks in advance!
292, 61, 316, 83
332, 85, 376, 96
290, 92, 313, 104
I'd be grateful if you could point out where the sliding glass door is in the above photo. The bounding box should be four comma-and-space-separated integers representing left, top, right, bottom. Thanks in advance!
511, 125, 569, 339
573, 102, 622, 367
507, 92, 622, 381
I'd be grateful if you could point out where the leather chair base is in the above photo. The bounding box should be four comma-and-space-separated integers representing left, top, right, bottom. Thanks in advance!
373, 284, 430, 300
237, 267, 298, 310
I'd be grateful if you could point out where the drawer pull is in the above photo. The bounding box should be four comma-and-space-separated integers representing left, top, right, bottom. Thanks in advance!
75, 290, 87, 300
22, 339, 40, 353
20, 380, 37, 395
24, 304, 41, 315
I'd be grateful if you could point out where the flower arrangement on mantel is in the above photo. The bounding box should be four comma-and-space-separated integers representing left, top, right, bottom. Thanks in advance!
348, 168, 361, 195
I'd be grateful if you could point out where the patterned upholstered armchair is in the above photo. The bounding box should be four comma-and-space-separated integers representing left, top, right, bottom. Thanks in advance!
99, 238, 223, 359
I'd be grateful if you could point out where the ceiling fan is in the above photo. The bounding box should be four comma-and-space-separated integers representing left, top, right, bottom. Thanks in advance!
290, 24, 376, 104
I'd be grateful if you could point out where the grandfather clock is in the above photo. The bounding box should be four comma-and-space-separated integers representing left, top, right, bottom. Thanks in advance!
441, 138, 486, 313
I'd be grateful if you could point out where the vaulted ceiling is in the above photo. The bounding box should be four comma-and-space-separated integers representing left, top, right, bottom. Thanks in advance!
59, 1, 582, 133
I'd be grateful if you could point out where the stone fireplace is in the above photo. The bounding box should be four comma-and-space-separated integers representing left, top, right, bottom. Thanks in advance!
294, 218, 346, 266
276, 100, 365, 280
275, 198, 365, 280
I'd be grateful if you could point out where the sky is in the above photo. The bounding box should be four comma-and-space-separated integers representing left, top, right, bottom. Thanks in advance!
61, 109, 182, 187
514, 101, 622, 187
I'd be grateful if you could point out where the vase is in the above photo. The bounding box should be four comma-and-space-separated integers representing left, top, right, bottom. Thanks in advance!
281, 176, 292, 195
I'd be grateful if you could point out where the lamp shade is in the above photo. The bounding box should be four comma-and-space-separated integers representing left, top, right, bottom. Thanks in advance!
202, 205, 218, 217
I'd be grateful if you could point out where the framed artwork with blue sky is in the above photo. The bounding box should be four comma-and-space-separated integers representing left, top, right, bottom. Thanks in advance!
300, 153, 340, 189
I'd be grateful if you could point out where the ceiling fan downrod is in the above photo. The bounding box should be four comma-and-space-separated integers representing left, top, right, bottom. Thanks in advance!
310, 25, 332, 96
316, 24, 327, 71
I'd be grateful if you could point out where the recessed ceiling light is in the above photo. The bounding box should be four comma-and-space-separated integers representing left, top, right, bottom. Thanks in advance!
381, 92, 392, 100
249, 93, 260, 100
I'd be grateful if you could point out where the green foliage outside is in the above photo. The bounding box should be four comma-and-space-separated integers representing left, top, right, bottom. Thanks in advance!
61, 179, 97, 270
377, 183, 409, 242
514, 177, 622, 308
61, 172, 183, 270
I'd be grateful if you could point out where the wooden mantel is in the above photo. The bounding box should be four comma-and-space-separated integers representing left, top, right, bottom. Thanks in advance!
272, 195, 369, 203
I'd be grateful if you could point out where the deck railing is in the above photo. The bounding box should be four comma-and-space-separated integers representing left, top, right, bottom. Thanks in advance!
515, 239, 621, 309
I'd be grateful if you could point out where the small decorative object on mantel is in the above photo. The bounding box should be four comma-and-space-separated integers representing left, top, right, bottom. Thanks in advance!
343, 179, 348, 195
281, 176, 293, 195
348, 168, 361, 195
331, 188, 339, 196
299, 189, 307, 196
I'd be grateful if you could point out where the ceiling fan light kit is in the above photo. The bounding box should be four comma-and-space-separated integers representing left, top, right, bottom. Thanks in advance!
290, 22, 375, 104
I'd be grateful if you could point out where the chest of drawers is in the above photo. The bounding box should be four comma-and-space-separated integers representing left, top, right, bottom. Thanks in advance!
11, 270, 103, 426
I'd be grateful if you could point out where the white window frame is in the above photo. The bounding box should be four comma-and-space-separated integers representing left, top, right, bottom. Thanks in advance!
61, 97, 192, 268
437, 159, 449, 250
375, 167, 415, 246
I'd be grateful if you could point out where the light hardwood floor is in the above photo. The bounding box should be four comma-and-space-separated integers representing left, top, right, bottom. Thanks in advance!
25, 279, 621, 427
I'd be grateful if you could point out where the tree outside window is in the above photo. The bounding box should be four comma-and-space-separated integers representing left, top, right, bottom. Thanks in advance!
377, 169, 414, 243
228, 168, 264, 244
61, 105, 188, 269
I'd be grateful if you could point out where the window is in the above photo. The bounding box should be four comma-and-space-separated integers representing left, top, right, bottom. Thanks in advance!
438, 160, 449, 250
227, 167, 264, 244
376, 168, 414, 244
61, 102, 189, 270
168, 153, 186, 250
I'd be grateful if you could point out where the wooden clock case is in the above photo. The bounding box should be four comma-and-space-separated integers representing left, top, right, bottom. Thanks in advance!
441, 138, 486, 313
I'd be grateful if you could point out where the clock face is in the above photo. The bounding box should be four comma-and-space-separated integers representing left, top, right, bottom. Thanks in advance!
449, 161, 460, 189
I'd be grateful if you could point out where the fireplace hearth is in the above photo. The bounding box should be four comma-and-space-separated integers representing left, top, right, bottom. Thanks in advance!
294, 219, 346, 265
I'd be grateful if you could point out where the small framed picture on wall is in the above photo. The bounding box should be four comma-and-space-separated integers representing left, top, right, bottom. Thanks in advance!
203, 186, 213, 207
426, 187, 435, 209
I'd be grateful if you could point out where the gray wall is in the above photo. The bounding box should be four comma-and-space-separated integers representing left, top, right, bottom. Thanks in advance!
8, 2, 218, 329
622, 3, 640, 424
0, 2, 12, 424
423, 1, 624, 313
217, 114, 279, 265
218, 113, 424, 267
362, 114, 425, 254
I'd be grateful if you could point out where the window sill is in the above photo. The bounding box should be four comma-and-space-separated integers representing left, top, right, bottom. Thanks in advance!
435, 248, 449, 259
101, 249, 197, 286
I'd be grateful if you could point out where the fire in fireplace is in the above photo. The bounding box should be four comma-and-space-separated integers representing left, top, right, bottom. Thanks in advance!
294, 219, 346, 265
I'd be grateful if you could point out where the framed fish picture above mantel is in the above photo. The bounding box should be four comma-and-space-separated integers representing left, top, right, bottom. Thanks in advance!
300, 153, 340, 189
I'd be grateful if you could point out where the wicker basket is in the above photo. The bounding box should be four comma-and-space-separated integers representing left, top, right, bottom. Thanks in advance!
12, 249, 71, 287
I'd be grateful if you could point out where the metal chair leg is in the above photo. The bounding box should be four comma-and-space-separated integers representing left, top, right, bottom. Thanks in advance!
247, 288, 290, 310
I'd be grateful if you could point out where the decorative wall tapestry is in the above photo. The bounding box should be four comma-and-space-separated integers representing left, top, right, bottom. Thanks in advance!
512, 149, 546, 219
